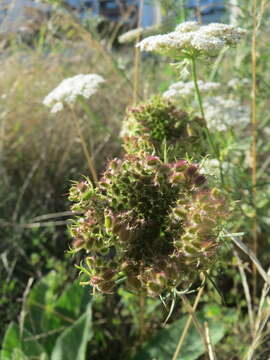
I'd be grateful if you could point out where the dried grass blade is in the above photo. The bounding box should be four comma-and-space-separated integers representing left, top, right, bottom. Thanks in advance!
231, 236, 270, 286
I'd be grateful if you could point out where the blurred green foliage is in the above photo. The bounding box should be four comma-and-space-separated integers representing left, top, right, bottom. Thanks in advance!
0, 0, 270, 359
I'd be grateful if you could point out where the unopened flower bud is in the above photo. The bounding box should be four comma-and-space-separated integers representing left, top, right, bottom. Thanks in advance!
173, 159, 188, 170
194, 174, 206, 186
73, 238, 84, 249
170, 172, 185, 184
90, 276, 103, 285
185, 165, 198, 178
146, 155, 161, 166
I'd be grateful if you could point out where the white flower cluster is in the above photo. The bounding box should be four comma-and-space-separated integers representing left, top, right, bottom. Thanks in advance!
203, 96, 250, 132
136, 21, 246, 58
43, 74, 105, 113
201, 158, 230, 176
228, 78, 249, 89
163, 80, 220, 100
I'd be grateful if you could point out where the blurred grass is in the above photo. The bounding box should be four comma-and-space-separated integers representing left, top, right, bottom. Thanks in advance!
0, 16, 134, 341
0, 1, 270, 359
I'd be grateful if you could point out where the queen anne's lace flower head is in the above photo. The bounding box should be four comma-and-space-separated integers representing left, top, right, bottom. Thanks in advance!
163, 81, 220, 100
136, 21, 247, 58
175, 21, 199, 33
201, 158, 230, 176
43, 74, 105, 113
190, 33, 225, 54
203, 96, 250, 131
199, 23, 247, 45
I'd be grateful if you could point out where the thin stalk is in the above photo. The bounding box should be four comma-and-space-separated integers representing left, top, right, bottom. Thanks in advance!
195, 0, 202, 24
204, 321, 216, 360
191, 57, 205, 119
133, 0, 144, 104
230, 235, 270, 287
191, 57, 221, 181
180, 294, 209, 354
138, 293, 146, 342
251, 0, 257, 299
70, 107, 98, 184
172, 286, 204, 360
234, 250, 254, 335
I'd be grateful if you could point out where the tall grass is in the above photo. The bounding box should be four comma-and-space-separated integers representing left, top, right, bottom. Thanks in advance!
1, 1, 270, 359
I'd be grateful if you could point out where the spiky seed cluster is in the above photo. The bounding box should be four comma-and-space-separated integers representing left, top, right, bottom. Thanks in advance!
121, 97, 206, 160
69, 153, 226, 296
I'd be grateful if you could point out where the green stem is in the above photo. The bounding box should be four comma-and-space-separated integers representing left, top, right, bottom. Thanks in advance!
191, 57, 205, 119
69, 107, 98, 184
191, 57, 224, 184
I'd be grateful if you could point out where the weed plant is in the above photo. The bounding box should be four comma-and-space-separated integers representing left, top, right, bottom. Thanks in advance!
1, 1, 270, 359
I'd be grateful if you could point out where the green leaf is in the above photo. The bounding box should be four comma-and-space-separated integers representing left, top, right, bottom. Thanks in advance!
133, 311, 228, 360
51, 302, 92, 360
25, 271, 60, 335
24, 271, 90, 354
54, 282, 89, 319
0, 322, 48, 360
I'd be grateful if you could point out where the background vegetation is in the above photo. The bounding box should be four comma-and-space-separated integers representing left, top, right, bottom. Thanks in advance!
0, 0, 270, 359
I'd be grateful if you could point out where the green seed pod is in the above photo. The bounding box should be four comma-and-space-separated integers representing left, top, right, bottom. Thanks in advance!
147, 281, 161, 296
184, 244, 198, 256
170, 173, 185, 184
156, 272, 167, 286
127, 276, 141, 291
104, 214, 112, 233
121, 261, 135, 275
73, 238, 84, 249
173, 207, 187, 218
173, 240, 182, 249
86, 256, 96, 270
97, 280, 115, 293
192, 213, 202, 224
102, 269, 116, 281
